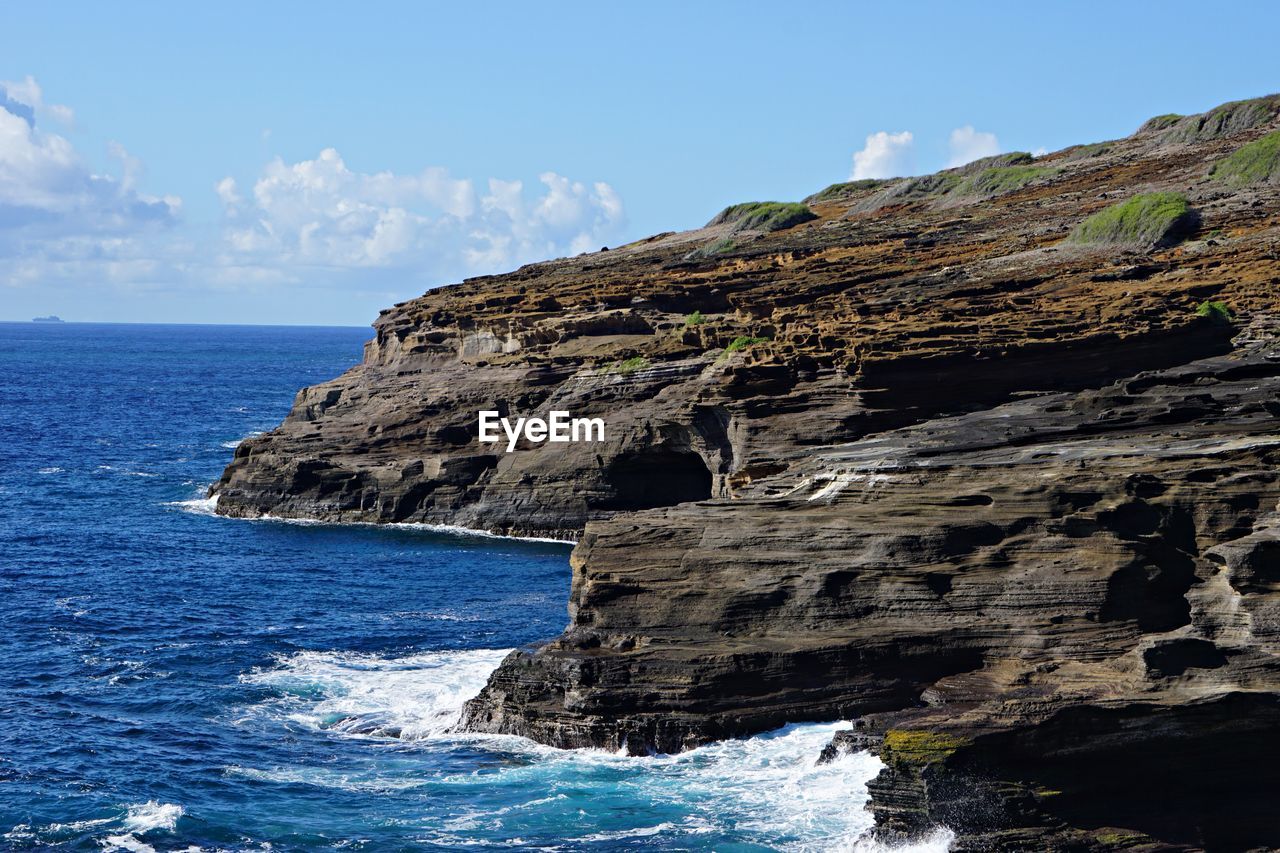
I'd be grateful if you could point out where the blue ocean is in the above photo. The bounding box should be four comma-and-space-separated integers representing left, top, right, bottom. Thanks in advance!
0, 322, 943, 852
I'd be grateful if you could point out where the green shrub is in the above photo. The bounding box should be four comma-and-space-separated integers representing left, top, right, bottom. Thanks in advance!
807, 179, 890, 203
876, 172, 962, 204
1194, 300, 1233, 323
683, 237, 737, 261
1139, 113, 1184, 133
953, 164, 1059, 197
725, 335, 769, 353
685, 310, 705, 327
956, 152, 1034, 174
1068, 192, 1197, 248
1065, 142, 1112, 160
1157, 95, 1280, 143
878, 155, 1046, 204
708, 201, 817, 232
1209, 130, 1280, 186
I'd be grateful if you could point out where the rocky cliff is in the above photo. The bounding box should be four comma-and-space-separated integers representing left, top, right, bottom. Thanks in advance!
213, 95, 1280, 850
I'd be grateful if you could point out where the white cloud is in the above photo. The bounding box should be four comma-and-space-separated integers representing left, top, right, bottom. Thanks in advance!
0, 82, 1046, 312
0, 77, 626, 300
850, 130, 915, 180
0, 78, 179, 281
218, 148, 625, 283
947, 125, 1001, 168
214, 176, 240, 207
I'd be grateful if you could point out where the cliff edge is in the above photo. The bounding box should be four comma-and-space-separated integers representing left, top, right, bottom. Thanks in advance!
213, 95, 1280, 850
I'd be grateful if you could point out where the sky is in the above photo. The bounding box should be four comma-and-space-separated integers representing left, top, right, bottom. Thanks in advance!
1, 1, 1277, 326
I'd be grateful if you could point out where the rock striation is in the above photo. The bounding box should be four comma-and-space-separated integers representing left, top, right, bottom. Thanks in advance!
213, 95, 1280, 850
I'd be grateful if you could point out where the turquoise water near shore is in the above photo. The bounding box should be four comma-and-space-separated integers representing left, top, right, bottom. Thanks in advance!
0, 322, 949, 851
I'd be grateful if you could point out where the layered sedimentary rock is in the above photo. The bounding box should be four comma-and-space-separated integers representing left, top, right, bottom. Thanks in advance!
214, 95, 1280, 849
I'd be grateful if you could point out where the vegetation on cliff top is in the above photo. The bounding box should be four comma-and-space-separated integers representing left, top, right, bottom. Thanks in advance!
709, 202, 817, 232
1069, 192, 1197, 249
874, 153, 1055, 204
807, 179, 891, 203
952, 163, 1059, 197
1152, 95, 1280, 143
1063, 141, 1112, 161
1210, 130, 1280, 186
1138, 113, 1184, 134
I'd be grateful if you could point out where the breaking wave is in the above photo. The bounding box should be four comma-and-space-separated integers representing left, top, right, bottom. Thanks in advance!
241, 647, 511, 740
235, 647, 953, 851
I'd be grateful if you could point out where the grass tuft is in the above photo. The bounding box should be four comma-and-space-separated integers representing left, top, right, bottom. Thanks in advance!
1209, 131, 1280, 186
708, 202, 817, 232
807, 179, 891, 203
956, 152, 1034, 175
1068, 192, 1197, 249
1064, 141, 1112, 161
600, 356, 650, 376
1139, 113, 1184, 134
1194, 301, 1233, 324
684, 310, 705, 327
1156, 96, 1280, 143
953, 164, 1058, 196
724, 335, 769, 353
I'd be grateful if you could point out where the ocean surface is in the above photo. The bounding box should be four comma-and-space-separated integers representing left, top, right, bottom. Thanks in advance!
0, 322, 949, 852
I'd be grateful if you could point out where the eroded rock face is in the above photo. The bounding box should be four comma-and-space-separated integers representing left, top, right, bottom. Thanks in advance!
213, 95, 1280, 849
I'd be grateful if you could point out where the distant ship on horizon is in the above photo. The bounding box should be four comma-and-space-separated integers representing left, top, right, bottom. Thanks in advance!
32, 315, 64, 323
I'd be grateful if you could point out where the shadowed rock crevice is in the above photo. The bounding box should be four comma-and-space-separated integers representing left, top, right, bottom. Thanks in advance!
595, 448, 712, 510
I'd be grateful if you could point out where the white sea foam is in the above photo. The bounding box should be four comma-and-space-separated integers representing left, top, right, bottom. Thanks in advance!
166, 493, 219, 516
235, 647, 953, 851
250, 513, 576, 544
244, 512, 574, 545
224, 764, 430, 792
166, 486, 574, 544
97, 801, 185, 853
241, 647, 511, 740
221, 430, 264, 449
100, 836, 156, 853
37, 466, 64, 474
121, 801, 183, 834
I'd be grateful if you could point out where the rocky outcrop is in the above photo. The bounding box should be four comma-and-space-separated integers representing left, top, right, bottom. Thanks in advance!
213, 95, 1280, 849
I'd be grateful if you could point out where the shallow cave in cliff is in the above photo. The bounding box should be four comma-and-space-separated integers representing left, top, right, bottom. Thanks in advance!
596, 449, 713, 511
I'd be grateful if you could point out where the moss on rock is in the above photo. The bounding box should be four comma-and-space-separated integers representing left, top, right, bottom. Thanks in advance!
1209, 130, 1280, 186
1155, 95, 1280, 144
708, 201, 817, 232
806, 179, 891, 204
1069, 192, 1197, 249
953, 164, 1059, 197
882, 729, 970, 764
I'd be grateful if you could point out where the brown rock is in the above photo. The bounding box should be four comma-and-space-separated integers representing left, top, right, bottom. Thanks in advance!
213, 94, 1280, 850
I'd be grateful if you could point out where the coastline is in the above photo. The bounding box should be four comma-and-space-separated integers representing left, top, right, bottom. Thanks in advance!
174, 492, 579, 546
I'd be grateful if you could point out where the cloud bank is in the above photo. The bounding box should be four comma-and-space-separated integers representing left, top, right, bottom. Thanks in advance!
0, 76, 180, 285
0, 77, 625, 299
216, 150, 624, 284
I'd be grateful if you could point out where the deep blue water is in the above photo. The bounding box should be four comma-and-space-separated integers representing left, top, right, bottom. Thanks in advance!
0, 322, 919, 852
